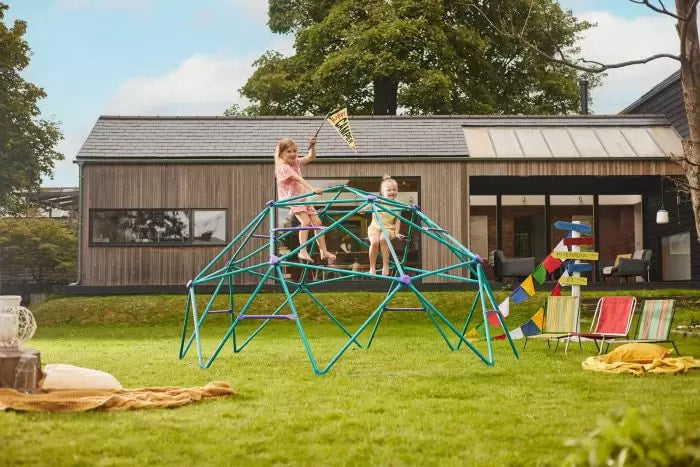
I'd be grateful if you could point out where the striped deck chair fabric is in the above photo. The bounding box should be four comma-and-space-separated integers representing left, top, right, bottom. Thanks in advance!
569, 296, 637, 354
523, 296, 579, 351
605, 299, 679, 355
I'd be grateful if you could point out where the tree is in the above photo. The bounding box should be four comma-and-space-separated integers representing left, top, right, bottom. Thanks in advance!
0, 2, 63, 215
469, 0, 700, 243
239, 0, 594, 116
0, 219, 76, 284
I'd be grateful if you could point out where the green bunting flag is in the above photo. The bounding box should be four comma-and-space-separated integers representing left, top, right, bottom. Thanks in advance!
532, 263, 547, 284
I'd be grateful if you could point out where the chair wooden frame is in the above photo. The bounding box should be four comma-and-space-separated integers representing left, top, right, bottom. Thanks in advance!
522, 296, 580, 353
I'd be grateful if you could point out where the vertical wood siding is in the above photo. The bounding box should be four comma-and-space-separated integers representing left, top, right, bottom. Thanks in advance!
82, 161, 466, 285
81, 159, 686, 285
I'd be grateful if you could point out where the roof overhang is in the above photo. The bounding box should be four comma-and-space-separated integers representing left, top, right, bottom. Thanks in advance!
462, 118, 683, 159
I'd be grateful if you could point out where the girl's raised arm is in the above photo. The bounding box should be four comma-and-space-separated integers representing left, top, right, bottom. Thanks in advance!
298, 136, 317, 166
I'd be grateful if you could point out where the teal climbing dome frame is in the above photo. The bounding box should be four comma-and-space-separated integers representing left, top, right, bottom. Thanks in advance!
179, 185, 519, 375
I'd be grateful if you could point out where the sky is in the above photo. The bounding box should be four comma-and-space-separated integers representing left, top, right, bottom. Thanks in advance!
4, 0, 686, 187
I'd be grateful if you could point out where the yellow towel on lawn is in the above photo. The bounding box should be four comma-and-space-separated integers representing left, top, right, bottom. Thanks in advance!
0, 381, 235, 412
582, 356, 700, 376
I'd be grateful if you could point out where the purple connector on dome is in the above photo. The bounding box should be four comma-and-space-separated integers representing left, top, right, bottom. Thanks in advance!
399, 275, 411, 285
475, 255, 484, 265
269, 255, 280, 265
186, 280, 193, 289
412, 204, 421, 211
266, 200, 275, 207
366, 194, 378, 201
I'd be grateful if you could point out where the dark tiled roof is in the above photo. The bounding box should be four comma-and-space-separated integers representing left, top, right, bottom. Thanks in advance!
76, 114, 676, 160
620, 70, 681, 114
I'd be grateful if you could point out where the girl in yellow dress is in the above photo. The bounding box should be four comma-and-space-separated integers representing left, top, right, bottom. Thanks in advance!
367, 175, 405, 275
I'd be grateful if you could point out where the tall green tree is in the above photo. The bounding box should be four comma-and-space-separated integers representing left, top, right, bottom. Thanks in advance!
239, 0, 592, 116
0, 2, 62, 215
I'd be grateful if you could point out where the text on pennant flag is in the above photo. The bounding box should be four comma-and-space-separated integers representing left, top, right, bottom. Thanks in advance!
553, 221, 592, 234
551, 251, 599, 261
563, 237, 595, 246
559, 275, 588, 286
327, 108, 357, 152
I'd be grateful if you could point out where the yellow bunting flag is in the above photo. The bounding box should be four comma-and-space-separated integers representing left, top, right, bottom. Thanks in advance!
465, 327, 479, 339
521, 275, 536, 296
327, 108, 357, 152
532, 307, 545, 329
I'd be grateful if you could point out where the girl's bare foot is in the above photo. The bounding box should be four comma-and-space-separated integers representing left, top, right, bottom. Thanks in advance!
368, 267, 376, 275
382, 266, 390, 276
298, 251, 314, 263
320, 251, 336, 265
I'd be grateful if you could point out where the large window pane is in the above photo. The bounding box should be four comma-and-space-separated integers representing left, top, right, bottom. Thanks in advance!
597, 195, 641, 272
661, 232, 691, 281
502, 195, 546, 260
91, 209, 227, 246
193, 210, 227, 244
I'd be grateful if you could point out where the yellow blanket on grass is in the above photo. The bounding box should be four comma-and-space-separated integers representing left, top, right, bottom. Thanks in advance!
0, 381, 235, 412
582, 356, 700, 376
582, 343, 700, 376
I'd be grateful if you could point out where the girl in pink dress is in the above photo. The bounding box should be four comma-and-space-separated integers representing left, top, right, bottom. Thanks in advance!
275, 136, 336, 264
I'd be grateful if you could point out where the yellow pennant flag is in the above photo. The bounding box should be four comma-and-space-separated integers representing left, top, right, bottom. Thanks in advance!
521, 275, 536, 296
465, 327, 479, 339
532, 307, 545, 329
327, 108, 357, 152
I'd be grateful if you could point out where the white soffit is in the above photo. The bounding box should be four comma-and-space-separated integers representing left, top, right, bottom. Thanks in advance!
463, 125, 682, 159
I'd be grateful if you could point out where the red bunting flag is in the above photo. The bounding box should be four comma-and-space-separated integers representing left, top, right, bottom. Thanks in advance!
542, 254, 563, 273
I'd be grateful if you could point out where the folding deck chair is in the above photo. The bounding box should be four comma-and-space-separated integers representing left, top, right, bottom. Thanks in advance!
566, 296, 637, 355
604, 299, 679, 355
522, 295, 580, 353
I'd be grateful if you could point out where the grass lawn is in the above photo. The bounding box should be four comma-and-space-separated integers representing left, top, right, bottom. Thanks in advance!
1, 290, 699, 465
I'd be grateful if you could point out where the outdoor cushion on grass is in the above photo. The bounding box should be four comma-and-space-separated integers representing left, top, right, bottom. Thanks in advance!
600, 343, 671, 364
0, 381, 235, 412
42, 364, 123, 391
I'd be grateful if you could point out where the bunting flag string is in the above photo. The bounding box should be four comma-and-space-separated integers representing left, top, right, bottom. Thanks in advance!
464, 223, 595, 340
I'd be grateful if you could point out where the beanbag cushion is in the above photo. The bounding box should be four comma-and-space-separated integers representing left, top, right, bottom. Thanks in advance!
600, 343, 672, 364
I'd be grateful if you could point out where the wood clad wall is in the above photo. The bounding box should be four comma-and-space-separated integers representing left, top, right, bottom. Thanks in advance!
81, 161, 466, 285
82, 163, 274, 286
81, 159, 683, 286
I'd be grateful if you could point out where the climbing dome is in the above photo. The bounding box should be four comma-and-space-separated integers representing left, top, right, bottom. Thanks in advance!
179, 185, 518, 374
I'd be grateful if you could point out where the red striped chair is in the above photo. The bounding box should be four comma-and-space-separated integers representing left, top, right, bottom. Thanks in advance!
566, 296, 637, 354
604, 299, 679, 355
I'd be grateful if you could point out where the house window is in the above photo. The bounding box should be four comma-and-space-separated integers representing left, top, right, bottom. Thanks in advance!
274, 177, 421, 277
661, 231, 691, 281
90, 209, 227, 246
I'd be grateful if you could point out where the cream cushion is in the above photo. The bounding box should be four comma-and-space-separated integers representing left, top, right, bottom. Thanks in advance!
42, 364, 123, 391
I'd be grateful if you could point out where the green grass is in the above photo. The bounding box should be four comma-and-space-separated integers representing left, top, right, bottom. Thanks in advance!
1, 291, 699, 466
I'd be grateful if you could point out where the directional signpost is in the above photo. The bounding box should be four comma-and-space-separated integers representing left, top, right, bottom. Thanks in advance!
554, 220, 597, 325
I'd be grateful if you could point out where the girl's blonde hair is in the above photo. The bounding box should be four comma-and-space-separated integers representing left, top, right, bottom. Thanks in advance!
380, 174, 398, 194
379, 174, 399, 191
274, 138, 297, 163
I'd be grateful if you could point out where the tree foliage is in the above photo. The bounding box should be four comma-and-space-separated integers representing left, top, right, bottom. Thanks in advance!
0, 2, 63, 215
238, 0, 593, 116
0, 219, 76, 284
